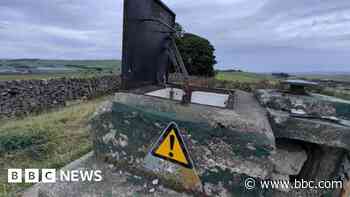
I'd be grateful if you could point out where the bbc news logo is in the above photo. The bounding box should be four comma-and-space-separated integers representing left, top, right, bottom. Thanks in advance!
8, 169, 103, 183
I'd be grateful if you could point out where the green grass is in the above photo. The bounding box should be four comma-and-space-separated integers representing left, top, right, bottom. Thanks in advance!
0, 72, 116, 81
0, 97, 110, 196
0, 73, 71, 81
215, 71, 277, 83
297, 74, 350, 82
319, 88, 350, 101
0, 59, 121, 70
0, 59, 121, 81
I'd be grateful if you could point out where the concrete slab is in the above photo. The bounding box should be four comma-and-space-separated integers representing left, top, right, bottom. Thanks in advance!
21, 151, 330, 197
256, 89, 350, 120
22, 152, 191, 197
267, 108, 350, 151
90, 91, 276, 196
255, 89, 350, 150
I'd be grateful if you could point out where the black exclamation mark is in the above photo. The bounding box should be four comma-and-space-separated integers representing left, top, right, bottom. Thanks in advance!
169, 135, 175, 157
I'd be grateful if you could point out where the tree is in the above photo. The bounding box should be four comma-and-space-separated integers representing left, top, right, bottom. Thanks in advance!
174, 22, 185, 38
174, 25, 217, 77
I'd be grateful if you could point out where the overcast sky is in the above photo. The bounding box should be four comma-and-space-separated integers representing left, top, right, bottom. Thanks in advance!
0, 0, 349, 72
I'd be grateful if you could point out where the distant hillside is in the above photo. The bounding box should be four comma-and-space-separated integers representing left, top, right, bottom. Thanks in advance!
0, 59, 121, 74
216, 71, 277, 83
293, 73, 350, 83
2, 59, 122, 69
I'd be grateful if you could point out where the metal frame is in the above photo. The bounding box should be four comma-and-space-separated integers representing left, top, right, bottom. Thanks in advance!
121, 0, 232, 108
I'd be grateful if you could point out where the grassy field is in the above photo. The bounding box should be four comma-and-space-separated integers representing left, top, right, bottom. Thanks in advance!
0, 97, 110, 196
216, 71, 350, 83
0, 59, 121, 70
291, 73, 350, 100
297, 74, 350, 82
0, 73, 84, 81
0, 67, 276, 82
215, 71, 277, 83
0, 72, 116, 81
320, 87, 350, 101
0, 59, 121, 81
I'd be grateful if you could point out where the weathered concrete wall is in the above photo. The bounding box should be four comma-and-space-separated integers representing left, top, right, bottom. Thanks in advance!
90, 92, 276, 196
0, 75, 120, 118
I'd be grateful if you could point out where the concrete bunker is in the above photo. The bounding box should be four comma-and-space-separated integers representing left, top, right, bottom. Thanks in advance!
93, 1, 350, 196
23, 0, 350, 196
92, 0, 277, 195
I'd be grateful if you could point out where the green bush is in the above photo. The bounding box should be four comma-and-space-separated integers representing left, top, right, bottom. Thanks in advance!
175, 32, 217, 77
0, 132, 48, 153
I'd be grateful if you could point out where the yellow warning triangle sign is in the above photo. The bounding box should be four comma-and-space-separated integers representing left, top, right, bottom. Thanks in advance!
151, 122, 193, 169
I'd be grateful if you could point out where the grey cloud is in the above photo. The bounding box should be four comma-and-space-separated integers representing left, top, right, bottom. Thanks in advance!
0, 0, 122, 59
164, 0, 350, 72
0, 0, 349, 72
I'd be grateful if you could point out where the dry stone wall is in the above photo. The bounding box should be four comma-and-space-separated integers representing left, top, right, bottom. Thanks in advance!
0, 75, 120, 118
169, 74, 281, 92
